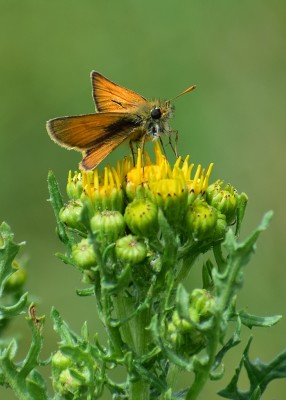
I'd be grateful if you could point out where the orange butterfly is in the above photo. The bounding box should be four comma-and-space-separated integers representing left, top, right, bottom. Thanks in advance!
46, 71, 195, 170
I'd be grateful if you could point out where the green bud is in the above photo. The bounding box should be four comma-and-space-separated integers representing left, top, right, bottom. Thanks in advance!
186, 199, 217, 240
4, 261, 27, 293
72, 239, 97, 269
124, 198, 158, 237
52, 350, 98, 396
213, 212, 227, 242
189, 289, 215, 319
167, 309, 204, 355
91, 210, 125, 243
82, 269, 97, 284
66, 171, 83, 199
148, 179, 188, 227
115, 235, 147, 265
59, 199, 86, 231
206, 180, 238, 224
167, 289, 215, 356
58, 369, 82, 396
52, 351, 73, 372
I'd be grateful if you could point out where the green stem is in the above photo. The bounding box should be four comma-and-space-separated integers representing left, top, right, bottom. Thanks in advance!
1, 360, 35, 400
112, 291, 136, 350
174, 254, 197, 286
112, 292, 151, 399
186, 241, 248, 399
129, 307, 152, 400
99, 285, 125, 356
185, 316, 220, 400
161, 363, 179, 399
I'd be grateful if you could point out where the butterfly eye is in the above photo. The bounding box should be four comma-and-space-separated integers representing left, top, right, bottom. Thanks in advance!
151, 108, 162, 120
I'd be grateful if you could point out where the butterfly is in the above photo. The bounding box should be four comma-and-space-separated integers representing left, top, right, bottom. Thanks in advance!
46, 71, 195, 170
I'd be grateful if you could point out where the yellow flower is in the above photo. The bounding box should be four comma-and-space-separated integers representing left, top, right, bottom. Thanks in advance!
67, 142, 213, 227
80, 164, 127, 213
126, 142, 213, 200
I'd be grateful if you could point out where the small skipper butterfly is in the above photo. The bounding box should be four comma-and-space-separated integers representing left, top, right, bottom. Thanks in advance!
46, 71, 195, 170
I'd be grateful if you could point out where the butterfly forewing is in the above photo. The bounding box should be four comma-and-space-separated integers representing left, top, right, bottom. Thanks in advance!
47, 112, 140, 150
91, 71, 146, 113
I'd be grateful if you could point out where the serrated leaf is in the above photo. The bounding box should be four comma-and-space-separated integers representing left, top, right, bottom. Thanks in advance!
176, 284, 190, 320
76, 287, 95, 296
51, 307, 80, 345
0, 222, 23, 296
218, 337, 286, 399
47, 170, 76, 250
26, 370, 48, 400
0, 292, 28, 318
239, 310, 282, 329
235, 193, 248, 236
202, 259, 214, 289
212, 318, 241, 376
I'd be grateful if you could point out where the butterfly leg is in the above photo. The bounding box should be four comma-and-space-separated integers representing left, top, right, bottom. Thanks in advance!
129, 140, 136, 166
168, 130, 179, 158
159, 137, 167, 158
140, 134, 148, 172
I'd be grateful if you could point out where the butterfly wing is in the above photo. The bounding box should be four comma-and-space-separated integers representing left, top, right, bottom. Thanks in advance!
91, 71, 147, 113
47, 112, 142, 169
81, 138, 126, 170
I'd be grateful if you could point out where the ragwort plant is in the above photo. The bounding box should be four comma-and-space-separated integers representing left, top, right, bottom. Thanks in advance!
1, 142, 286, 399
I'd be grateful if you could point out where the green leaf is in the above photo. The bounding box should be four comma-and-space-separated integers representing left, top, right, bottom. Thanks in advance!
26, 370, 48, 400
76, 287, 96, 296
0, 305, 47, 400
235, 193, 248, 236
239, 310, 282, 329
218, 337, 286, 399
51, 307, 81, 345
213, 211, 274, 315
47, 170, 76, 250
202, 259, 214, 289
175, 284, 190, 320
0, 292, 28, 318
0, 222, 23, 296
212, 318, 241, 377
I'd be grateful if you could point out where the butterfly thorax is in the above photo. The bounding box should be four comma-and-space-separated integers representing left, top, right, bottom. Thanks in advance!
130, 99, 174, 142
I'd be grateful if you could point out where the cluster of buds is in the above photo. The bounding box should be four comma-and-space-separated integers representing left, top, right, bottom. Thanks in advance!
58, 143, 242, 284
51, 350, 99, 397
167, 289, 215, 356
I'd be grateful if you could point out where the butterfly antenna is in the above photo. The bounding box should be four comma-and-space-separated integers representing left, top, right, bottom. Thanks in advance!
170, 84, 196, 102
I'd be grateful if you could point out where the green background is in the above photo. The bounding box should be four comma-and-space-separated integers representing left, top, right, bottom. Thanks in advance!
1, 0, 285, 398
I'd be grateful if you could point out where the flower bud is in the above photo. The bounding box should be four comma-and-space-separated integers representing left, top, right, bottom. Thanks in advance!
148, 178, 188, 227
52, 351, 73, 371
206, 180, 238, 224
81, 168, 125, 213
72, 239, 97, 269
66, 171, 83, 199
4, 261, 27, 293
59, 200, 86, 231
91, 210, 125, 243
124, 198, 158, 237
52, 351, 95, 397
115, 235, 147, 265
186, 199, 217, 240
57, 369, 82, 396
212, 212, 227, 242
167, 289, 215, 355
189, 289, 215, 319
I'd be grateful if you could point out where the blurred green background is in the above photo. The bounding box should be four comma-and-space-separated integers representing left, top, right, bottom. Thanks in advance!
1, 0, 285, 398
